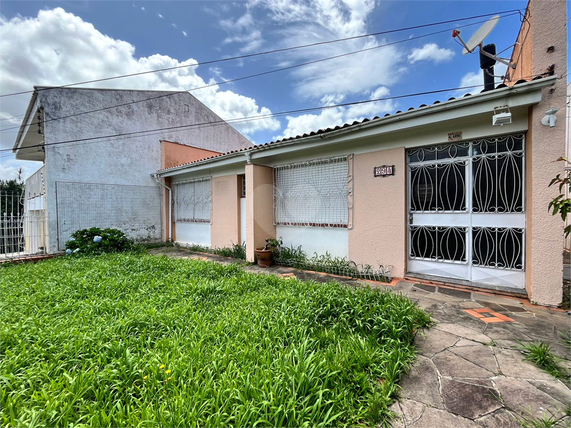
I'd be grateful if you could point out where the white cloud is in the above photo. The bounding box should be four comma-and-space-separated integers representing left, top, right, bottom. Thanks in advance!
407, 43, 455, 64
141, 6, 145, 11
220, 11, 264, 54
0, 157, 41, 181
0, 8, 280, 169
158, 13, 163, 18
171, 23, 177, 29
182, 31, 187, 37
274, 108, 344, 141
275, 86, 396, 141
221, 0, 404, 101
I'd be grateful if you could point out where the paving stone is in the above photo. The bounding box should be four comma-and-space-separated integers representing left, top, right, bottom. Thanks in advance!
412, 283, 436, 293
494, 377, 567, 419
408, 405, 480, 427
433, 350, 494, 378
415, 328, 459, 358
448, 377, 495, 388
474, 408, 521, 428
438, 287, 472, 299
400, 355, 444, 409
388, 402, 406, 427
479, 302, 507, 312
397, 399, 426, 425
455, 338, 482, 347
482, 323, 532, 341
459, 301, 485, 309
498, 304, 527, 313
494, 349, 555, 380
527, 380, 571, 406
450, 344, 500, 374
434, 323, 491, 343
441, 378, 502, 419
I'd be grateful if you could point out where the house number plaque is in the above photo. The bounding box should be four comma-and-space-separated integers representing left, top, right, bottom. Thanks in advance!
374, 165, 395, 177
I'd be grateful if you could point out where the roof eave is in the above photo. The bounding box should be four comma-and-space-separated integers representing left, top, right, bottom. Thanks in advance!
156, 76, 556, 176
12, 90, 39, 154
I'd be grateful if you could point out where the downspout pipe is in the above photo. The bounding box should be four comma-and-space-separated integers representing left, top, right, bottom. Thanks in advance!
152, 173, 172, 242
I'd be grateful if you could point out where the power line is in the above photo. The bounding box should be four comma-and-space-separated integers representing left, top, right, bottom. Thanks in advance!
0, 82, 501, 156
0, 9, 521, 99
0, 15, 521, 134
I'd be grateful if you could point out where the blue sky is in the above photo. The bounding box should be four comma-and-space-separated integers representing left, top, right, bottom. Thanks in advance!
0, 0, 545, 180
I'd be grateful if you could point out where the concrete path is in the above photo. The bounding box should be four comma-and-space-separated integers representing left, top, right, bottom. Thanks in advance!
388, 281, 570, 427
149, 247, 571, 427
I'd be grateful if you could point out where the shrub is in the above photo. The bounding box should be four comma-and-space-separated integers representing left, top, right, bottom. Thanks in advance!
65, 227, 133, 255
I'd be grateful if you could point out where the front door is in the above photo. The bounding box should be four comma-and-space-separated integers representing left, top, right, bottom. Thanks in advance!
407, 134, 525, 290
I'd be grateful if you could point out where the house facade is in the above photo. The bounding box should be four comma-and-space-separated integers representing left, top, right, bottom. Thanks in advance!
12, 87, 252, 253
155, 0, 567, 306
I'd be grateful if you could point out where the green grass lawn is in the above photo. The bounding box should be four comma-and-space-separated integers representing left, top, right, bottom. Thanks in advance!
0, 253, 430, 427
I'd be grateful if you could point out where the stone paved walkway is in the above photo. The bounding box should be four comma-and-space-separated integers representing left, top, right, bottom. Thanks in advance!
389, 281, 570, 427
149, 247, 571, 427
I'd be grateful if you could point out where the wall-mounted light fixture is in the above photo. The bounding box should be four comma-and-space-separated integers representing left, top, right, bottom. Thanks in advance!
492, 106, 512, 126
541, 107, 558, 127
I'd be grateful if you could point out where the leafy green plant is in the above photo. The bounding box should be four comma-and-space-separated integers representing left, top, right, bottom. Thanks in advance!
262, 237, 282, 255
183, 242, 246, 260
65, 227, 133, 255
274, 247, 392, 282
515, 407, 561, 428
517, 341, 568, 381
0, 254, 429, 427
548, 157, 571, 237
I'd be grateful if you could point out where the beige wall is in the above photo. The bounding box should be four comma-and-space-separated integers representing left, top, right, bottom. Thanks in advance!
525, 0, 567, 305
161, 140, 221, 170
245, 164, 275, 262
349, 147, 407, 278
211, 175, 241, 248
505, 5, 533, 84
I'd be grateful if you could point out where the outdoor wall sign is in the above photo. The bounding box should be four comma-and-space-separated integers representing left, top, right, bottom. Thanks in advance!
374, 165, 395, 177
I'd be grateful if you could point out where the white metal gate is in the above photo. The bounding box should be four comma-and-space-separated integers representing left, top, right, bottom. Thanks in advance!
407, 134, 525, 290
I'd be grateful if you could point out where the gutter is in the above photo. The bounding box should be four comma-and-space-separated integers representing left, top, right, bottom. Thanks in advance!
152, 173, 172, 242
156, 76, 557, 177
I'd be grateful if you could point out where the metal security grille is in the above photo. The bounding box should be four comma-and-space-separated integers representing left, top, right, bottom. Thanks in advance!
173, 178, 211, 223
56, 182, 161, 250
274, 155, 352, 228
407, 133, 526, 289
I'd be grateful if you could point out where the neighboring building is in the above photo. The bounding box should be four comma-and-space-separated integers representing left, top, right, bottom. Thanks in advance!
155, 0, 567, 306
12, 87, 252, 253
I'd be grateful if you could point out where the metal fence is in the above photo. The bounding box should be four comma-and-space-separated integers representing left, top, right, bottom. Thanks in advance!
1, 190, 48, 260
1, 192, 24, 257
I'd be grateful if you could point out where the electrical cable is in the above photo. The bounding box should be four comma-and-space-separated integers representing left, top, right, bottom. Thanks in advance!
0, 15, 521, 134
0, 9, 521, 98
0, 82, 515, 156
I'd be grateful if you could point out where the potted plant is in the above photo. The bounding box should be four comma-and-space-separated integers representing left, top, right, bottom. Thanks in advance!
255, 237, 282, 268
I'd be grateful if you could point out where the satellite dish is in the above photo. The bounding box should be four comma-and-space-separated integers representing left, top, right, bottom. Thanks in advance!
462, 15, 499, 54
452, 15, 515, 69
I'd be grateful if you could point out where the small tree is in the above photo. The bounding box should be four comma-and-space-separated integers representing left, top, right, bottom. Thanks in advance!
548, 157, 571, 237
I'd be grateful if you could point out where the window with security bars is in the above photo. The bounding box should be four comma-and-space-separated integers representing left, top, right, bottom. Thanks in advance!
173, 178, 211, 223
274, 155, 351, 227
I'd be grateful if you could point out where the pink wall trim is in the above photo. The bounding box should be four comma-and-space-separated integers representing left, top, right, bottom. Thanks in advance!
245, 164, 275, 262
211, 175, 240, 248
349, 147, 406, 277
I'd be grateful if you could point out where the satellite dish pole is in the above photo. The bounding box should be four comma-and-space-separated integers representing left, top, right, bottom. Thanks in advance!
452, 15, 516, 91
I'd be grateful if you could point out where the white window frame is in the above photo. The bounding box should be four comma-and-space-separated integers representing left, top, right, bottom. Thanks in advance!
173, 177, 212, 223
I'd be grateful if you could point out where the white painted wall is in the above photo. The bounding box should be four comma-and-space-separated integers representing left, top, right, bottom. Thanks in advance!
34, 87, 251, 253
276, 225, 348, 259
176, 223, 211, 247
